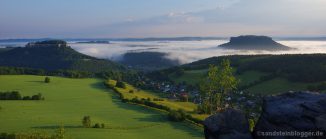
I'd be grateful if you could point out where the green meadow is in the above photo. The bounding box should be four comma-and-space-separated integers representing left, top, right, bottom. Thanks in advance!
169, 69, 267, 87
247, 78, 316, 95
169, 69, 208, 85
0, 75, 203, 139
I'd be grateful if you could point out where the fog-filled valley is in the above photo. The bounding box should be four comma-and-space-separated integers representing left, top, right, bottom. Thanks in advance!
70, 40, 326, 64
2, 39, 325, 65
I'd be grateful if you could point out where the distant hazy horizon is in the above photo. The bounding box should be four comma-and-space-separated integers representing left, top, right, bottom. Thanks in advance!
1, 0, 326, 39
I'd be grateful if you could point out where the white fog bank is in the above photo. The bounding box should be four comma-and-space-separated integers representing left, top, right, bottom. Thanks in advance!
69, 40, 326, 64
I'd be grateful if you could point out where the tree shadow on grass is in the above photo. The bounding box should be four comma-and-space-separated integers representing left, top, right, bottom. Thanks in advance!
32, 125, 82, 129
89, 82, 159, 115
89, 81, 204, 138
133, 114, 204, 137
26, 81, 44, 83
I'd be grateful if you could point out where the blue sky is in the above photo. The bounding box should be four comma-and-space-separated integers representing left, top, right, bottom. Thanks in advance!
0, 0, 325, 38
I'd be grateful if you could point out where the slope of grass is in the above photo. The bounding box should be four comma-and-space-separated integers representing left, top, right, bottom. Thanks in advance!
169, 69, 208, 86
168, 69, 318, 96
237, 71, 268, 87
247, 78, 316, 95
0, 75, 203, 139
169, 69, 267, 87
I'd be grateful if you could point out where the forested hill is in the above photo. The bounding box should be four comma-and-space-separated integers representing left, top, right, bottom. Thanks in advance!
182, 54, 326, 82
0, 40, 124, 72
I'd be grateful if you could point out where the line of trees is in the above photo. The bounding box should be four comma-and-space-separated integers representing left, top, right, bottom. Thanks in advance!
115, 81, 126, 89
105, 80, 204, 124
0, 66, 93, 78
0, 91, 44, 100
0, 66, 140, 83
168, 109, 187, 122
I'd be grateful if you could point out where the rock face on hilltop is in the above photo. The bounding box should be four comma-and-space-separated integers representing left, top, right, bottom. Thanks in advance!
253, 91, 326, 138
203, 109, 253, 139
204, 91, 326, 139
26, 40, 68, 48
219, 35, 291, 51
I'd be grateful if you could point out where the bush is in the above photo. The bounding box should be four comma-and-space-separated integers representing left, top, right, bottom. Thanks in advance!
115, 81, 126, 89
92, 123, 105, 128
168, 109, 187, 122
153, 98, 164, 101
22, 96, 31, 100
0, 91, 21, 100
82, 116, 91, 128
31, 93, 44, 100
44, 77, 51, 83
93, 123, 101, 128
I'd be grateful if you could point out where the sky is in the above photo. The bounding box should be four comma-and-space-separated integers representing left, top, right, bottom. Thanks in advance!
0, 0, 325, 39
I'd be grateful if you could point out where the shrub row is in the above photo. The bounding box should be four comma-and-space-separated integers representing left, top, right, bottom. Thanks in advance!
0, 91, 44, 100
104, 81, 203, 125
168, 109, 187, 122
129, 97, 170, 111
153, 98, 164, 101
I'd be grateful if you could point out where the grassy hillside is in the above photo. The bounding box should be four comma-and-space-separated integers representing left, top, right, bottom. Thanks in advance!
183, 54, 326, 83
162, 54, 326, 95
247, 78, 317, 95
169, 69, 208, 85
0, 75, 203, 139
169, 69, 268, 87
168, 69, 318, 95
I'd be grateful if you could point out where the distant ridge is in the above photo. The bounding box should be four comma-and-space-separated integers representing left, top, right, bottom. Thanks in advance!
219, 35, 291, 51
0, 40, 123, 72
0, 37, 225, 43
